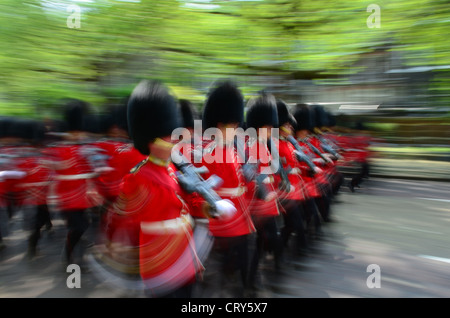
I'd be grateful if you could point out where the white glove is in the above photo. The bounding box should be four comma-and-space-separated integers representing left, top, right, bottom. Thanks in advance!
214, 199, 237, 220
313, 158, 325, 165
313, 166, 323, 175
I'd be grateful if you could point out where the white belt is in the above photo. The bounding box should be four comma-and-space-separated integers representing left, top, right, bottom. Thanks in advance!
216, 186, 246, 198
54, 173, 98, 180
141, 214, 194, 235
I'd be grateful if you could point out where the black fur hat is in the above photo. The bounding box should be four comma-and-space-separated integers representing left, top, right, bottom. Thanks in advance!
6, 117, 44, 143
30, 119, 46, 144
127, 80, 181, 155
293, 103, 313, 131
202, 80, 244, 130
82, 113, 102, 134
0, 117, 13, 138
63, 99, 89, 132
245, 92, 278, 129
326, 111, 336, 127
179, 99, 197, 129
104, 103, 129, 133
276, 99, 296, 128
114, 100, 130, 132
311, 104, 328, 128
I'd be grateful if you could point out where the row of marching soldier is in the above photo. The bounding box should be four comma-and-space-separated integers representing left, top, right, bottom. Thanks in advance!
0, 79, 372, 298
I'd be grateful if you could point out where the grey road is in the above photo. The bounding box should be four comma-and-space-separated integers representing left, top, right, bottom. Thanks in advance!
0, 177, 449, 298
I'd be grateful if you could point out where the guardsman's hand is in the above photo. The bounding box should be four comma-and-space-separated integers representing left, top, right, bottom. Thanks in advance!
215, 199, 237, 220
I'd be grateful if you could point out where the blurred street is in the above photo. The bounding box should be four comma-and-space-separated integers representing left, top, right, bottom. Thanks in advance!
1, 174, 449, 298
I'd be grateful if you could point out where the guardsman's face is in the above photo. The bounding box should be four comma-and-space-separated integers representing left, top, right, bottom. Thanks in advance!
259, 125, 273, 140
149, 135, 175, 160
217, 122, 239, 144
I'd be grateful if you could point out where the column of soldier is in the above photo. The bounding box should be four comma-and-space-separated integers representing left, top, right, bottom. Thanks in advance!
0, 79, 371, 298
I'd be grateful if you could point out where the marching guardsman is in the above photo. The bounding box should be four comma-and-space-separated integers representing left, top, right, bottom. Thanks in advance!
310, 105, 343, 196
89, 105, 146, 234
1, 117, 31, 220
244, 92, 283, 288
274, 100, 310, 258
331, 119, 372, 192
290, 104, 325, 236
15, 119, 54, 259
45, 99, 101, 266
0, 117, 28, 249
102, 80, 235, 298
193, 79, 255, 295
293, 104, 333, 222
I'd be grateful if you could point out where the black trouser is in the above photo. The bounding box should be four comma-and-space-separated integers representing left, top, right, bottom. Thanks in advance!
248, 216, 283, 285
214, 234, 249, 288
28, 204, 52, 255
302, 198, 322, 237
351, 161, 370, 189
280, 201, 308, 255
64, 209, 90, 263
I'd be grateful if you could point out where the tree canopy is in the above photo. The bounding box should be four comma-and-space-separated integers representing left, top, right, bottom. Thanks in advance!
0, 0, 448, 118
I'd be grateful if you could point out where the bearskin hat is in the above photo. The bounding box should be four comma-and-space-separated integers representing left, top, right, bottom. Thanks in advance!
202, 80, 244, 130
127, 80, 181, 155
245, 92, 278, 129
326, 111, 336, 128
5, 117, 44, 144
179, 99, 197, 129
82, 113, 102, 134
0, 117, 13, 139
63, 99, 90, 132
311, 104, 328, 128
276, 99, 296, 128
6, 117, 32, 140
113, 103, 129, 132
293, 103, 313, 132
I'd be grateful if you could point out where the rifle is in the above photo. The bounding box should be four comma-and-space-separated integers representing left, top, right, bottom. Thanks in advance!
300, 137, 333, 165
267, 137, 291, 193
171, 150, 224, 218
234, 136, 270, 200
79, 145, 111, 169
286, 135, 319, 175
316, 135, 341, 159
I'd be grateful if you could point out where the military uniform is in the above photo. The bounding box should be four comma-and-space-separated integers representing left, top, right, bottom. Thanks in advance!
244, 93, 283, 288
101, 80, 217, 298
194, 80, 254, 294
275, 100, 309, 257
45, 99, 101, 265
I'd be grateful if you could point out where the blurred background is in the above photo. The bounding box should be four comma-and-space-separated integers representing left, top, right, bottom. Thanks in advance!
0, 0, 449, 177
0, 0, 449, 299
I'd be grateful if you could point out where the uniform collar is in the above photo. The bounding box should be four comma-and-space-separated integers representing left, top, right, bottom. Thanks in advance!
148, 154, 170, 167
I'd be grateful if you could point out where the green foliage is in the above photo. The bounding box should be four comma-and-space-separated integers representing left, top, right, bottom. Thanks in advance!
0, 0, 448, 118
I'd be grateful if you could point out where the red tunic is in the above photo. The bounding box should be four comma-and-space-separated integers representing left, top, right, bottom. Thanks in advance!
309, 135, 340, 186
92, 138, 146, 202
0, 145, 28, 207
110, 158, 202, 293
293, 138, 327, 198
16, 147, 52, 207
245, 138, 280, 218
276, 138, 307, 202
45, 142, 97, 211
298, 136, 332, 193
191, 141, 255, 238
